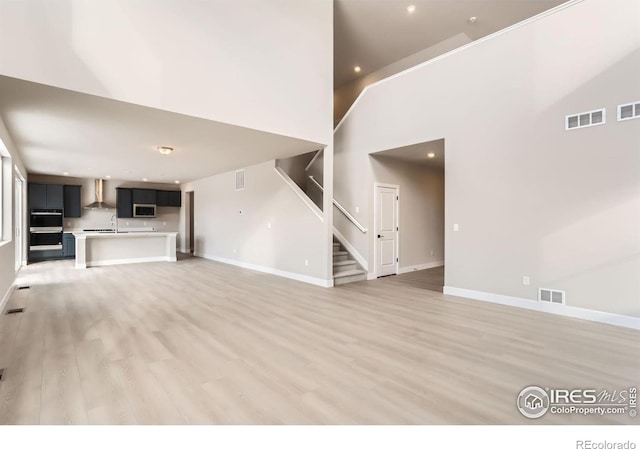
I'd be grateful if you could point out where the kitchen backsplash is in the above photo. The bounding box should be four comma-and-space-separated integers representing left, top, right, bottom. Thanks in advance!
64, 207, 180, 232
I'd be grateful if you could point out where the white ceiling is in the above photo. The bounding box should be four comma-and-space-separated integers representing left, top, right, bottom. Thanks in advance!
334, 0, 566, 87
371, 139, 445, 169
0, 76, 321, 184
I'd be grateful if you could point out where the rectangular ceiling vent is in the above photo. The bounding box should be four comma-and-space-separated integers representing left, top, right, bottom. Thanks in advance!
618, 101, 640, 121
566, 108, 606, 130
539, 288, 565, 305
235, 169, 245, 191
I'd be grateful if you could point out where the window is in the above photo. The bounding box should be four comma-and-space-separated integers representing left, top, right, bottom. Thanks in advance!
617, 101, 640, 121
565, 108, 606, 130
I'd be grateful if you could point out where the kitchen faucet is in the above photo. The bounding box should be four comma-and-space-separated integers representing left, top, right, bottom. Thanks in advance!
110, 214, 119, 233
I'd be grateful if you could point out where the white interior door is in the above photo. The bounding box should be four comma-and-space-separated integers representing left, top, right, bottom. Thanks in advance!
375, 184, 399, 277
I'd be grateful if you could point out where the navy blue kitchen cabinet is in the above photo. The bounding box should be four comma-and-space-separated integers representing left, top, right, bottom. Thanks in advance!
63, 233, 76, 258
116, 188, 133, 218
132, 188, 156, 204
63, 185, 82, 218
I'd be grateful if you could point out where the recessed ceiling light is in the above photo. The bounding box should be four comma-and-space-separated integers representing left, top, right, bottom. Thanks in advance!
468, 16, 477, 23
174, 180, 180, 184
63, 172, 69, 176
143, 178, 148, 182
427, 152, 436, 159
157, 146, 174, 155
407, 5, 416, 14
106, 175, 111, 179
354, 66, 361, 73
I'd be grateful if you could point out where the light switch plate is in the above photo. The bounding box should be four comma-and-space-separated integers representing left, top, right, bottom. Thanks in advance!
522, 276, 530, 286
453, 224, 459, 232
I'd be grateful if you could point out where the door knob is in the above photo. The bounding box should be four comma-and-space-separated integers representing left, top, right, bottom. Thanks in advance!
377, 234, 382, 238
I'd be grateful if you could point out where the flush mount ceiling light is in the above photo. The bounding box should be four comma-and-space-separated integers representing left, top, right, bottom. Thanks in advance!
468, 16, 477, 23
157, 146, 174, 155
143, 178, 148, 182
407, 5, 416, 14
63, 172, 69, 176
106, 175, 111, 179
174, 180, 180, 184
427, 152, 436, 159
354, 66, 361, 73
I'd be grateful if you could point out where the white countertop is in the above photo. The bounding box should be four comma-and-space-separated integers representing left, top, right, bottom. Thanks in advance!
73, 231, 178, 238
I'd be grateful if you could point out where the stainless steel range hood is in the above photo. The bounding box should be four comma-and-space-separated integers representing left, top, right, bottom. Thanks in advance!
84, 179, 115, 210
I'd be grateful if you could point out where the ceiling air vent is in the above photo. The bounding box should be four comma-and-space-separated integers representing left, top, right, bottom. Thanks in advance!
539, 288, 565, 305
617, 101, 640, 121
565, 108, 606, 130
235, 169, 245, 191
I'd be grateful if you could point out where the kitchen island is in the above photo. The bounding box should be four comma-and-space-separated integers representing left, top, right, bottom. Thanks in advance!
73, 231, 178, 269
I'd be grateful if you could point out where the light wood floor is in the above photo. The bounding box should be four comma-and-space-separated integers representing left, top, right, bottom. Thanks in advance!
0, 257, 638, 424
379, 266, 444, 293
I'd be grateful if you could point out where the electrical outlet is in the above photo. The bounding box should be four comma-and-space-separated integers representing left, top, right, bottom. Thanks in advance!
430, 249, 434, 256
163, 221, 166, 226
522, 276, 530, 286
355, 206, 360, 213
453, 224, 460, 232
143, 222, 147, 226
267, 222, 271, 229
304, 259, 309, 267
233, 248, 236, 255
126, 222, 129, 226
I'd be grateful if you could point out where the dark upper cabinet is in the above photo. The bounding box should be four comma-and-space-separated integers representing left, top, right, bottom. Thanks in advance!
132, 188, 156, 204
46, 184, 64, 209
168, 190, 181, 207
63, 185, 82, 218
29, 182, 64, 210
28, 183, 47, 209
156, 190, 181, 207
156, 190, 169, 206
117, 188, 133, 218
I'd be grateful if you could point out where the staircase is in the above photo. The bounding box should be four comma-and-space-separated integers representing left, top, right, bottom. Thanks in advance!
333, 241, 366, 285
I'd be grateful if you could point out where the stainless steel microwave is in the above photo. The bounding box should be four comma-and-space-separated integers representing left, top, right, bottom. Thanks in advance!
133, 203, 156, 217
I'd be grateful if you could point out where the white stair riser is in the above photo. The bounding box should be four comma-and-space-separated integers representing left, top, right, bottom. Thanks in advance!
333, 254, 348, 262
333, 262, 357, 274
334, 273, 367, 285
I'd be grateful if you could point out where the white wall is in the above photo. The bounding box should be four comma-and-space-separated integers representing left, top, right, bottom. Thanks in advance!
0, 0, 333, 145
334, 33, 472, 125
334, 0, 640, 317
0, 116, 27, 308
28, 174, 180, 233
185, 160, 329, 286
370, 157, 445, 270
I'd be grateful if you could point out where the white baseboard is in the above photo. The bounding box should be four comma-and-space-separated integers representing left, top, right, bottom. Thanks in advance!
85, 256, 175, 268
367, 273, 377, 281
443, 286, 640, 330
196, 252, 332, 287
333, 227, 368, 271
398, 261, 444, 274
0, 282, 15, 313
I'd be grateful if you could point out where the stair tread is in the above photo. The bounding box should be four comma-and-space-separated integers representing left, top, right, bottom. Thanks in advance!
333, 269, 366, 279
333, 250, 348, 256
333, 260, 356, 267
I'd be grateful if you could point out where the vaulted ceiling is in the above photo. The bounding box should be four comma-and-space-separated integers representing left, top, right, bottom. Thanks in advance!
334, 0, 566, 87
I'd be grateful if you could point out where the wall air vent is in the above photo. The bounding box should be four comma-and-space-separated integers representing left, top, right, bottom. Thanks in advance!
617, 101, 640, 121
565, 108, 606, 130
539, 288, 565, 305
235, 169, 245, 191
